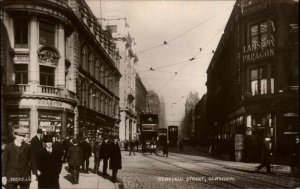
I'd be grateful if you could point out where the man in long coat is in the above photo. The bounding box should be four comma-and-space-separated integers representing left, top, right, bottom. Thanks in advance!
100, 137, 110, 176
109, 136, 122, 183
30, 129, 44, 169
255, 136, 272, 173
93, 138, 102, 174
67, 139, 83, 184
80, 138, 92, 173
2, 128, 37, 189
37, 135, 62, 189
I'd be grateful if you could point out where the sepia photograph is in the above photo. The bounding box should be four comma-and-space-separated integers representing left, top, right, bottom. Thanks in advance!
1, 0, 299, 188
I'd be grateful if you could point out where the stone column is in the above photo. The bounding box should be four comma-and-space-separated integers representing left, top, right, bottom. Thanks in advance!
29, 16, 39, 87
57, 23, 65, 88
30, 106, 38, 139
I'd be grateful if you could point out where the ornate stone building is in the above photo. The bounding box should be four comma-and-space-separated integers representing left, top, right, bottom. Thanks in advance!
102, 14, 138, 141
1, 0, 121, 142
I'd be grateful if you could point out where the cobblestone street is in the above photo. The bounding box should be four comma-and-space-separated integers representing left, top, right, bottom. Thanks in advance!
118, 147, 299, 189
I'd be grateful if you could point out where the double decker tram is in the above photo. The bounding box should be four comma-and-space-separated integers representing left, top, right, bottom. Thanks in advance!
140, 114, 158, 151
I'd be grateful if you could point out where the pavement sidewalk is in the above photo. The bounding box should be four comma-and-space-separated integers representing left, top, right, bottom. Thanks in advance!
30, 157, 123, 189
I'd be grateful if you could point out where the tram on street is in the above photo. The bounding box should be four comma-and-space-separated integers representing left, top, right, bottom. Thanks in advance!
140, 114, 159, 151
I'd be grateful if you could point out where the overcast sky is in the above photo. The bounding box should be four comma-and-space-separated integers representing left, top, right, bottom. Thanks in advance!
87, 0, 235, 125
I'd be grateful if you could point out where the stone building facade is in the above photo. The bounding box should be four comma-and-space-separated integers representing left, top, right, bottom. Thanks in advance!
1, 0, 121, 142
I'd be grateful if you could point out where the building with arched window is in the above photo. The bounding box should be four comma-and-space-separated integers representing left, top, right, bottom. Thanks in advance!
1, 0, 121, 142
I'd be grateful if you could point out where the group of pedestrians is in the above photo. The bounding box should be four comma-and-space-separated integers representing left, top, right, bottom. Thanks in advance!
2, 128, 123, 189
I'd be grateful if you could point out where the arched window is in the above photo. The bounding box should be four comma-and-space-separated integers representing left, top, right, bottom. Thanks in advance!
95, 58, 99, 80
89, 87, 94, 110
95, 91, 100, 112
105, 97, 109, 115
81, 46, 88, 69
83, 83, 88, 107
100, 94, 105, 114
88, 53, 94, 76
105, 69, 109, 88
101, 66, 105, 85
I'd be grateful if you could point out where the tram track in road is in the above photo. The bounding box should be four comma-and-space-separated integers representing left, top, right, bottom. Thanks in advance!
141, 152, 243, 188
166, 152, 295, 188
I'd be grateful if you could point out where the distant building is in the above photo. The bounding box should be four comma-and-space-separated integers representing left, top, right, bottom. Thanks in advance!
146, 91, 160, 115
194, 94, 208, 146
135, 73, 147, 138
182, 92, 199, 139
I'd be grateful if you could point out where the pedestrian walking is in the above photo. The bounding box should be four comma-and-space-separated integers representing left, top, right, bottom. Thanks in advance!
2, 128, 38, 189
255, 136, 272, 173
93, 138, 102, 174
109, 136, 122, 183
179, 140, 184, 152
124, 140, 129, 151
80, 137, 92, 173
67, 139, 83, 184
129, 139, 136, 155
30, 129, 44, 169
289, 135, 299, 176
163, 141, 169, 157
135, 139, 140, 152
53, 136, 65, 173
100, 137, 110, 176
37, 135, 62, 189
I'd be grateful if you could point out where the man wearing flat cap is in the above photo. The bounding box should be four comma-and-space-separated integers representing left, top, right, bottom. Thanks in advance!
37, 135, 62, 189
2, 127, 38, 189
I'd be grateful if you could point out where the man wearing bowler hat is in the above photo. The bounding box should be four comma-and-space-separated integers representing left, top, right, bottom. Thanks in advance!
67, 139, 82, 184
109, 135, 122, 183
2, 127, 38, 189
37, 135, 61, 189
31, 129, 44, 170
100, 137, 110, 176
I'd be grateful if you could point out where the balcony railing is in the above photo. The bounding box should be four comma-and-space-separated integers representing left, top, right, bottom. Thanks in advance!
4, 84, 29, 93
3, 84, 76, 101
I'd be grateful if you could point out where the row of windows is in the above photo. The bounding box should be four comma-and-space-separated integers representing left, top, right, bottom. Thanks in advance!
249, 67, 274, 96
80, 46, 119, 93
14, 19, 55, 48
15, 65, 54, 86
78, 87, 117, 118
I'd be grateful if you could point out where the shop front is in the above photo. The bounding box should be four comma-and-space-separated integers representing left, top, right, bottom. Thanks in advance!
78, 107, 117, 140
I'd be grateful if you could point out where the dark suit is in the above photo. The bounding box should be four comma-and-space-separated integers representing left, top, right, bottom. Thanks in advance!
30, 135, 43, 166
100, 141, 110, 175
67, 145, 83, 183
2, 142, 37, 189
53, 141, 64, 172
109, 141, 122, 181
80, 141, 92, 172
38, 147, 61, 189
93, 142, 101, 173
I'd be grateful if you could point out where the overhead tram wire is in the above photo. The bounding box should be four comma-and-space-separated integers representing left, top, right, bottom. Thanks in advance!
135, 10, 227, 55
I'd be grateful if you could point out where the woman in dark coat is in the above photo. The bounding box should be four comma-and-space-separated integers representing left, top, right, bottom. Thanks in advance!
109, 136, 122, 182
37, 135, 62, 189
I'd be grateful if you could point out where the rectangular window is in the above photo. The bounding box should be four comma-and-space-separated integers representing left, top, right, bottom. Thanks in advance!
39, 22, 55, 47
15, 64, 28, 84
40, 66, 54, 86
250, 21, 269, 47
250, 67, 270, 96
14, 19, 28, 48
106, 25, 117, 33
